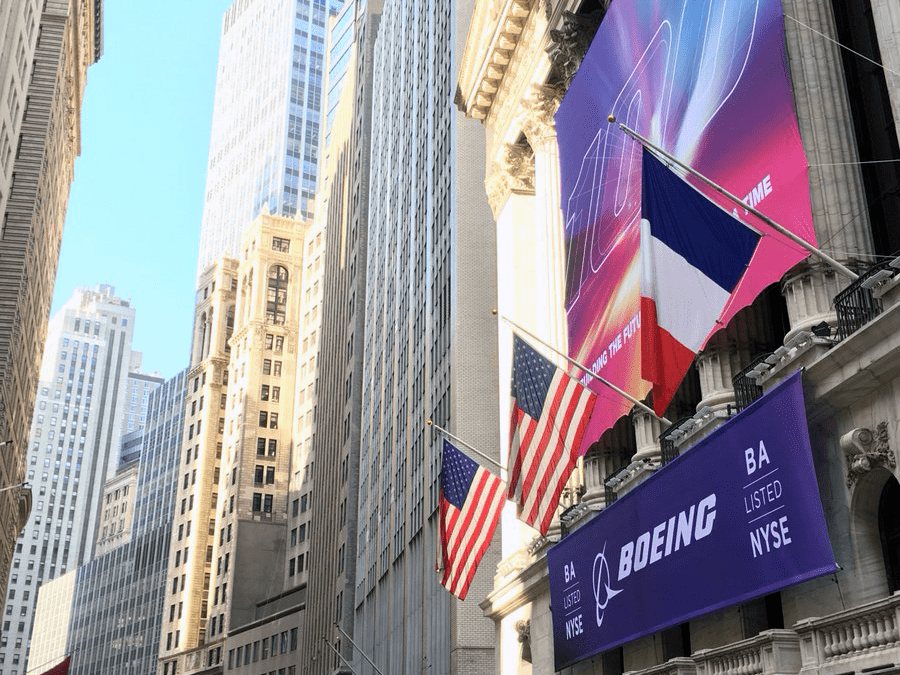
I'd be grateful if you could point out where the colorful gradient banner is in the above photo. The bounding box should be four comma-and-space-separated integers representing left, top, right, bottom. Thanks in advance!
557, 0, 815, 444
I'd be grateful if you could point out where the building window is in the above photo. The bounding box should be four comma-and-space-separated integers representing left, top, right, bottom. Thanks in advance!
266, 265, 289, 325
257, 438, 266, 455
261, 385, 269, 401
252, 493, 262, 512
268, 439, 277, 457
272, 237, 290, 252
263, 494, 273, 513
255, 466, 264, 484
266, 467, 275, 484
259, 411, 268, 427
263, 359, 272, 375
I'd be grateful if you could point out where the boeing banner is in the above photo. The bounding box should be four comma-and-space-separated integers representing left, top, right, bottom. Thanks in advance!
547, 372, 837, 671
557, 0, 817, 446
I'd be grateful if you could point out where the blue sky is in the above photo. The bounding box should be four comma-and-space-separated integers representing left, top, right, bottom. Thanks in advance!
50, 0, 235, 378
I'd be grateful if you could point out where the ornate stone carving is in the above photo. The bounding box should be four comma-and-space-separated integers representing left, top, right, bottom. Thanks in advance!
546, 8, 607, 88
520, 83, 565, 145
496, 549, 530, 581
516, 619, 533, 663
485, 143, 536, 218
843, 422, 895, 487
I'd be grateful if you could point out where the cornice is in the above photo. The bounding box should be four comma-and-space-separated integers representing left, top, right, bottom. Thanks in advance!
457, 0, 537, 120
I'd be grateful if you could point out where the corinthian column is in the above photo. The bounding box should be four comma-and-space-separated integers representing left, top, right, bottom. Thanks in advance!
520, 83, 569, 355
781, 0, 875, 333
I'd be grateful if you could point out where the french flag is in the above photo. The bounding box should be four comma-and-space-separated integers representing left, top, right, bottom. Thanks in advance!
640, 150, 761, 416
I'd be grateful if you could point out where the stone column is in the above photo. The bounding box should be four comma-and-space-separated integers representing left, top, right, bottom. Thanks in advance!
781, 0, 875, 333
581, 448, 607, 507
582, 419, 635, 506
520, 83, 568, 354
870, 0, 900, 140
631, 407, 663, 463
696, 300, 779, 412
781, 263, 846, 339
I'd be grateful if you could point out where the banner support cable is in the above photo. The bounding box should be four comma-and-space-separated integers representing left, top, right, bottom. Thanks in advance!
496, 311, 672, 426
614, 121, 859, 281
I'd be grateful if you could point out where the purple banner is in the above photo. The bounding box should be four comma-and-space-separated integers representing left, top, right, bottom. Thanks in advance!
557, 0, 816, 445
547, 372, 836, 671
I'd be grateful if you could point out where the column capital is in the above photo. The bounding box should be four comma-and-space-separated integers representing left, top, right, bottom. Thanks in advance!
520, 83, 566, 146
485, 143, 536, 219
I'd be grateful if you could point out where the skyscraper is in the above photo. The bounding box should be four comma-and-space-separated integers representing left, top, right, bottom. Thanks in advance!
28, 369, 187, 675
0, 285, 159, 673
350, 1, 500, 673
195, 0, 344, 277
0, 0, 103, 598
160, 212, 317, 675
298, 2, 373, 671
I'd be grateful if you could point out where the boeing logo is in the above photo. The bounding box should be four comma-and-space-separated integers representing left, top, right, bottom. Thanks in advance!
592, 543, 623, 628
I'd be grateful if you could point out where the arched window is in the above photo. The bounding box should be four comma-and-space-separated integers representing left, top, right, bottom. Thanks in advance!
224, 306, 235, 352
197, 312, 207, 363
267, 265, 289, 325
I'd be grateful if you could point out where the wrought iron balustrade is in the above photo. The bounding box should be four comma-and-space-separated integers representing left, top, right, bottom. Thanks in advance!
833, 260, 893, 341
732, 354, 768, 412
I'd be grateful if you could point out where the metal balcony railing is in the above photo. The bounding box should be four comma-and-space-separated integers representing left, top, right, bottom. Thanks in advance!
833, 260, 893, 341
603, 464, 631, 505
659, 416, 693, 465
732, 354, 769, 413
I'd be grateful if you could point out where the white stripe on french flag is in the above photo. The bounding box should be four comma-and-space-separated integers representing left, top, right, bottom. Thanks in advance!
640, 150, 760, 416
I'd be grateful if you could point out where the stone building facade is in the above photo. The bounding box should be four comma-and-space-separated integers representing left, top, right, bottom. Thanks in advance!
457, 0, 900, 674
159, 213, 314, 675
0, 0, 102, 599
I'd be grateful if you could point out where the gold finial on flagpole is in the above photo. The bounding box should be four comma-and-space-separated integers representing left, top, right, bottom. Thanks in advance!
608, 114, 616, 123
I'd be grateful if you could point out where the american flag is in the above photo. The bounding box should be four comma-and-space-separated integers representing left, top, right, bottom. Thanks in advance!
508, 334, 597, 534
439, 439, 505, 600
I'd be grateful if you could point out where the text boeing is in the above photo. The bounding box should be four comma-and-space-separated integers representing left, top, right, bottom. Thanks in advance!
618, 494, 717, 580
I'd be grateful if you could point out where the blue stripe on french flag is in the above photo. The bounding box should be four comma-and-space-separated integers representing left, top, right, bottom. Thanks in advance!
641, 151, 760, 293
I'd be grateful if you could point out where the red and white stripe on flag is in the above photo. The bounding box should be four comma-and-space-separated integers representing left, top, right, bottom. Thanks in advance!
440, 466, 505, 600
508, 369, 596, 535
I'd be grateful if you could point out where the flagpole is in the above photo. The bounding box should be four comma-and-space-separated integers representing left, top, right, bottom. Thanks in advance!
495, 311, 672, 426
334, 623, 386, 675
321, 636, 360, 675
426, 420, 507, 473
612, 119, 859, 281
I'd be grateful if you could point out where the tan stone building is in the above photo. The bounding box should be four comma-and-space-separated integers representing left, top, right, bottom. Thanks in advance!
0, 0, 102, 597
159, 212, 313, 675
158, 258, 238, 675
458, 0, 900, 674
